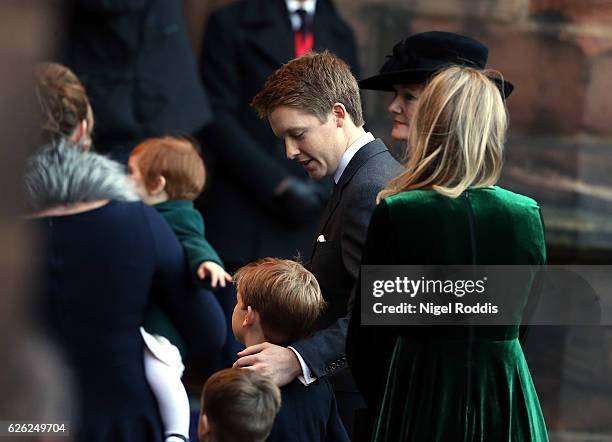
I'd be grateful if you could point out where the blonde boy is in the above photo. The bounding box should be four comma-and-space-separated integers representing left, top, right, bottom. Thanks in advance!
230, 258, 349, 442
232, 258, 325, 346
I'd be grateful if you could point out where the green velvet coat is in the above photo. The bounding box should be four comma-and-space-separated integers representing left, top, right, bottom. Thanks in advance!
347, 186, 548, 441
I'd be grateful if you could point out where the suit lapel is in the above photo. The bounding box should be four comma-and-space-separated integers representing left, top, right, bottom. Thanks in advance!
241, 0, 294, 66
309, 139, 390, 259
336, 138, 388, 189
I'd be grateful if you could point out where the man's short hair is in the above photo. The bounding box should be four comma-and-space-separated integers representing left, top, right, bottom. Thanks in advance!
130, 136, 205, 200
201, 368, 281, 442
251, 51, 364, 126
234, 258, 326, 344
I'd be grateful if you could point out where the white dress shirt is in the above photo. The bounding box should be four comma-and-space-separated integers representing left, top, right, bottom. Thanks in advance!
286, 0, 317, 31
334, 131, 375, 184
289, 131, 375, 386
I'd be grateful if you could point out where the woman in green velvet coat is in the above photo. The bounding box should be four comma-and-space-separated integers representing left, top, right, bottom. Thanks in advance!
347, 66, 548, 441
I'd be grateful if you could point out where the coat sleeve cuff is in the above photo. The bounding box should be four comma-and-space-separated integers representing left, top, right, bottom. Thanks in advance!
288, 346, 317, 385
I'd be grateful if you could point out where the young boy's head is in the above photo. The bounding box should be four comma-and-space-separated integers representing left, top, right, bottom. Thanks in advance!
128, 136, 205, 204
199, 368, 281, 442
232, 258, 326, 346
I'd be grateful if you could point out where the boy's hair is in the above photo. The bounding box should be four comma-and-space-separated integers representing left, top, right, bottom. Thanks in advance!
35, 62, 93, 141
234, 258, 326, 344
201, 368, 281, 442
251, 51, 364, 126
130, 136, 205, 200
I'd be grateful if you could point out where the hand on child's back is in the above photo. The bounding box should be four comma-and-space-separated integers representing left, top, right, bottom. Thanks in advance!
197, 261, 232, 288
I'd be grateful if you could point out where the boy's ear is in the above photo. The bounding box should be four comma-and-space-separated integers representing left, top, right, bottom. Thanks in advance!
149, 175, 167, 195
198, 412, 212, 440
242, 305, 260, 328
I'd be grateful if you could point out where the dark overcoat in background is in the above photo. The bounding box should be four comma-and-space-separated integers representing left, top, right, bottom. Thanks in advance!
198, 0, 360, 267
65, 0, 212, 157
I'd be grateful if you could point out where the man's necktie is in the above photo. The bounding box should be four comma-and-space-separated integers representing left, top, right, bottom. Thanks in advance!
294, 8, 314, 57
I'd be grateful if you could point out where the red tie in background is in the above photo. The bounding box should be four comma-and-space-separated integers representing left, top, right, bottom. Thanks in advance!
294, 9, 313, 57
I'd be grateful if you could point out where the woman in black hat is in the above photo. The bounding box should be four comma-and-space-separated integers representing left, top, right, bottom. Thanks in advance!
348, 64, 547, 441
359, 31, 513, 145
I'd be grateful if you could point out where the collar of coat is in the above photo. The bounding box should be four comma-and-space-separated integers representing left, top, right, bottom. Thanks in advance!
25, 139, 139, 212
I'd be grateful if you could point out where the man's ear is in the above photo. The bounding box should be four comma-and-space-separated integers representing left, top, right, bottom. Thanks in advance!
332, 103, 347, 128
149, 175, 167, 195
242, 305, 260, 328
198, 413, 212, 440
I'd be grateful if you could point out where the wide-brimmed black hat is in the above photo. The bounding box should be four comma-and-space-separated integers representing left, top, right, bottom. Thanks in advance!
359, 31, 514, 98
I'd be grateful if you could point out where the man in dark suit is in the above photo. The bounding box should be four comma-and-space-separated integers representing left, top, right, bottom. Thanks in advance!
198, 0, 360, 367
200, 0, 359, 266
237, 51, 403, 437
65, 0, 211, 163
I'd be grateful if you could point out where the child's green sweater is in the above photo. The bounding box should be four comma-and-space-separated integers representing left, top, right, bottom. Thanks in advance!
154, 199, 224, 280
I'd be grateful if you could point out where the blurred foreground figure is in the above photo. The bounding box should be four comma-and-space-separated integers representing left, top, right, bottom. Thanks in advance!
24, 62, 224, 442
26, 138, 224, 442
198, 368, 281, 442
0, 2, 72, 441
36, 62, 94, 149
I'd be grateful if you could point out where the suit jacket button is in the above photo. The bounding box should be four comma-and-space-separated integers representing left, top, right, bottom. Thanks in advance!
325, 366, 332, 373
331, 362, 337, 369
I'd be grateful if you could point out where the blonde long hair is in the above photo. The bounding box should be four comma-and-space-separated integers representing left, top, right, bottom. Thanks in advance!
378, 66, 508, 201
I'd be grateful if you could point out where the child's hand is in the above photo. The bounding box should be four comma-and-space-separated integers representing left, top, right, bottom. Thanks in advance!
197, 261, 232, 288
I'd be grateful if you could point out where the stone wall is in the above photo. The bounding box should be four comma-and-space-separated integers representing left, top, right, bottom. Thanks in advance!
340, 0, 612, 261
